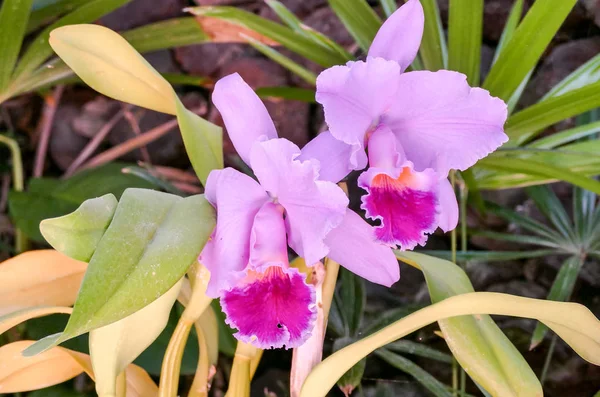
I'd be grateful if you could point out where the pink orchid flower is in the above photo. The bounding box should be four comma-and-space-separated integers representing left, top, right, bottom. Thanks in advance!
199, 73, 398, 349
314, 0, 508, 250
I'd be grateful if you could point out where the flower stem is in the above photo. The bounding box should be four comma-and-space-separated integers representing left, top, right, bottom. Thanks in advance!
459, 176, 468, 396
322, 257, 340, 327
226, 342, 260, 397
0, 134, 27, 253
188, 307, 220, 397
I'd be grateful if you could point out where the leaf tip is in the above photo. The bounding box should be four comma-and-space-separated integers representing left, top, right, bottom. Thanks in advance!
21, 333, 63, 357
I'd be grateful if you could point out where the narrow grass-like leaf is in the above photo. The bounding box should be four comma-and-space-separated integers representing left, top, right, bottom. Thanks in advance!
526, 185, 576, 242
477, 156, 600, 195
122, 17, 208, 54
379, 0, 397, 18
528, 120, 600, 149
186, 6, 347, 67
24, 189, 215, 354
385, 340, 453, 363
530, 256, 584, 349
423, 249, 558, 262
447, 0, 483, 85
419, 0, 447, 70
505, 81, 600, 145
483, 0, 577, 101
492, 0, 523, 65
470, 230, 563, 249
573, 186, 596, 241
255, 87, 316, 103
11, 0, 131, 83
543, 52, 600, 99
0, 0, 34, 92
375, 349, 454, 397
26, 0, 89, 33
339, 268, 364, 337
327, 0, 381, 52
486, 201, 565, 242
243, 35, 317, 85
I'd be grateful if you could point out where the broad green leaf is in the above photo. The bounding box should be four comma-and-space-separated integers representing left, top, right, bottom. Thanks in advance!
40, 194, 117, 262
121, 17, 208, 54
0, 250, 87, 316
24, 189, 216, 354
400, 252, 540, 397
49, 24, 223, 183
492, 0, 523, 65
447, 0, 483, 85
543, 52, 600, 99
301, 289, 600, 397
530, 256, 584, 349
0, 306, 71, 335
379, 0, 397, 18
8, 163, 153, 242
186, 6, 347, 67
375, 349, 453, 397
243, 35, 317, 85
385, 340, 452, 363
505, 81, 600, 145
477, 156, 600, 195
0, 0, 34, 92
26, 0, 89, 33
327, 0, 381, 52
11, 0, 132, 83
90, 280, 181, 396
174, 99, 223, 185
483, 0, 577, 101
255, 87, 316, 103
526, 185, 575, 242
419, 0, 447, 71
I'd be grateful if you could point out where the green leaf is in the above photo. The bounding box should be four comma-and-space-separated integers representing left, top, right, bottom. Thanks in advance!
161, 73, 211, 88
255, 87, 316, 103
327, 0, 381, 52
40, 194, 118, 262
211, 299, 236, 356
27, 0, 89, 33
186, 6, 347, 67
0, 0, 34, 92
543, 52, 600, 99
485, 201, 565, 242
528, 120, 600, 149
492, 0, 523, 65
11, 0, 132, 83
505, 81, 600, 145
573, 186, 596, 241
379, 0, 397, 18
530, 256, 584, 349
8, 163, 154, 242
447, 0, 483, 85
477, 156, 600, 195
423, 249, 558, 262
174, 98, 223, 186
471, 230, 564, 250
243, 35, 317, 85
122, 17, 208, 54
24, 189, 216, 354
385, 340, 453, 363
333, 337, 366, 395
375, 349, 453, 397
419, 0, 447, 71
483, 0, 577, 101
339, 268, 365, 337
525, 185, 575, 242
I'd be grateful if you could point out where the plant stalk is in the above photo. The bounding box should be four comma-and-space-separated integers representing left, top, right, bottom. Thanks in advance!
0, 134, 27, 253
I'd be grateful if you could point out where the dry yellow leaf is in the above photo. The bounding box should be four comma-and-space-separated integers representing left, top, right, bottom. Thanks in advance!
0, 340, 157, 396
0, 250, 87, 316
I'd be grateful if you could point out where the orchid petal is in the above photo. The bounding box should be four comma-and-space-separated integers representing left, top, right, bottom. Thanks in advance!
248, 202, 288, 271
316, 58, 401, 147
437, 178, 459, 233
250, 138, 349, 266
212, 73, 278, 165
368, 0, 424, 72
199, 168, 269, 297
384, 70, 508, 176
325, 209, 399, 287
298, 131, 367, 183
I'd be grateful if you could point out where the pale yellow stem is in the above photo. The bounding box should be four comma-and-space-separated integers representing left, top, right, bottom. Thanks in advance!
226, 342, 260, 397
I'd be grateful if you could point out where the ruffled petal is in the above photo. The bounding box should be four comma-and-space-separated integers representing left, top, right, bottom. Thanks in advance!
298, 130, 367, 183
368, 0, 424, 71
212, 73, 278, 165
437, 177, 459, 232
199, 168, 269, 297
358, 163, 439, 250
324, 209, 399, 287
250, 138, 349, 266
316, 58, 401, 147
384, 70, 508, 175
